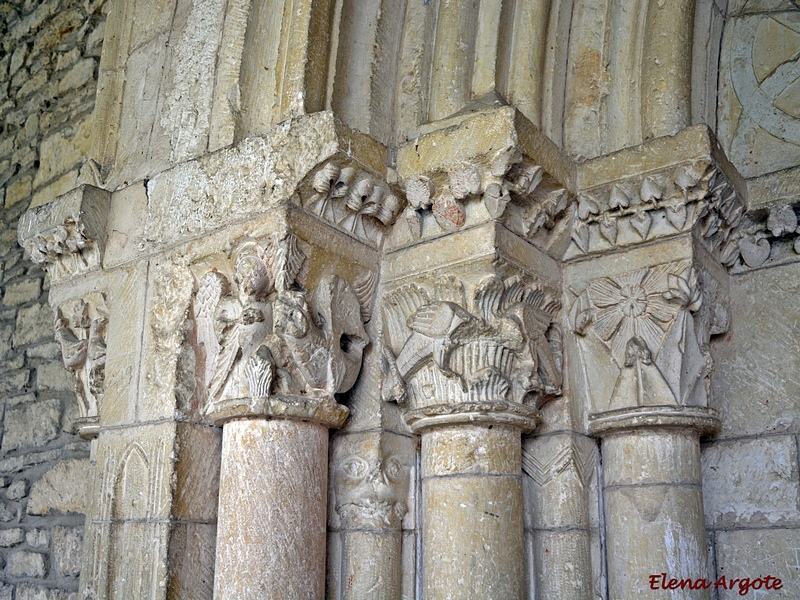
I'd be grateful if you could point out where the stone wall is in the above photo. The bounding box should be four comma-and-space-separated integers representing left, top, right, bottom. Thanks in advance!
0, 1, 106, 597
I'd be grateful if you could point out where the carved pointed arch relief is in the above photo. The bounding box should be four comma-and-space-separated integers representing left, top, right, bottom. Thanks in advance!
389, 154, 573, 257
381, 271, 562, 431
186, 232, 370, 426
569, 259, 729, 416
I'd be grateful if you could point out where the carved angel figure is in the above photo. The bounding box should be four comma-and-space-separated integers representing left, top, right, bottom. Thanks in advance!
192, 234, 368, 414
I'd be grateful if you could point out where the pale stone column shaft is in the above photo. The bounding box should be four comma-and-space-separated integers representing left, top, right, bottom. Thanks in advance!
600, 426, 710, 600
341, 531, 402, 600
214, 419, 329, 600
421, 424, 526, 600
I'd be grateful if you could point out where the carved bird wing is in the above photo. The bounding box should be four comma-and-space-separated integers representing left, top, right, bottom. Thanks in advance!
400, 302, 475, 376
194, 272, 227, 390
265, 233, 305, 293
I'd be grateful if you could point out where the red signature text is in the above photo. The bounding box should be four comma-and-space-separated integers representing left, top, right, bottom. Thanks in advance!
649, 573, 783, 596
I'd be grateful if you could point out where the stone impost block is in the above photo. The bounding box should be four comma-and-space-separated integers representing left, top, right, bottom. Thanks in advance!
17, 184, 111, 283
570, 125, 746, 266
109, 111, 392, 264
391, 107, 576, 259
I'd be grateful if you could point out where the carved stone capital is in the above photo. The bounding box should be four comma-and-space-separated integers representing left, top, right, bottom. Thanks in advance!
17, 185, 112, 282
568, 256, 729, 422
54, 292, 108, 439
297, 161, 405, 247
381, 272, 562, 433
189, 232, 368, 427
727, 202, 800, 272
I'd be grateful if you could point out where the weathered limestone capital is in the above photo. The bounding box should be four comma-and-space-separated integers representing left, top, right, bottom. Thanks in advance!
389, 105, 576, 259
381, 271, 562, 434
17, 184, 112, 282
563, 125, 745, 600
189, 231, 366, 428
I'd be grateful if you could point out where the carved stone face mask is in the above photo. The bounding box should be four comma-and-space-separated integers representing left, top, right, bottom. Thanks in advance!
333, 434, 413, 530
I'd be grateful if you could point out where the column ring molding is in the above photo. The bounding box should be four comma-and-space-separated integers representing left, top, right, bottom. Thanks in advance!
588, 405, 720, 437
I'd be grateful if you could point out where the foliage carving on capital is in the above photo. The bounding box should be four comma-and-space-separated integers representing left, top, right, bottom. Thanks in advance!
398, 156, 571, 253
568, 163, 745, 262
189, 233, 369, 425
18, 185, 111, 281
381, 274, 562, 427
54, 293, 108, 439
299, 161, 405, 246
569, 260, 729, 415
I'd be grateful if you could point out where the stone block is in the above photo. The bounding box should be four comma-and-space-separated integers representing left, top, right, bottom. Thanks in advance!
29, 169, 79, 209
0, 369, 29, 394
5, 480, 26, 501
0, 503, 15, 523
711, 264, 800, 436
0, 584, 11, 600
6, 550, 46, 578
5, 176, 32, 208
0, 528, 24, 547
26, 458, 90, 516
172, 423, 221, 521
703, 436, 800, 528
167, 522, 215, 599
714, 528, 800, 598
12, 303, 54, 348
0, 450, 61, 474
35, 362, 74, 393
0, 324, 11, 358
26, 342, 60, 360
26, 528, 49, 549
33, 118, 92, 189
1, 399, 61, 452
52, 526, 82, 578
14, 586, 76, 600
2, 278, 41, 306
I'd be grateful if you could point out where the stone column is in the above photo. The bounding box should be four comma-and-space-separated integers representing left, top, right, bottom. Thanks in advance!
384, 106, 574, 599
592, 411, 717, 599
418, 422, 532, 600
382, 276, 552, 600
330, 431, 415, 600
213, 418, 332, 600
187, 233, 369, 600
565, 126, 742, 599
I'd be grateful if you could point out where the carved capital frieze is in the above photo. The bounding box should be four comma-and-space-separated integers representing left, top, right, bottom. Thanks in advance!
54, 292, 108, 439
568, 256, 727, 433
381, 273, 562, 433
568, 160, 745, 264
727, 202, 800, 272
188, 232, 368, 427
17, 185, 112, 282
390, 157, 573, 257
296, 161, 405, 247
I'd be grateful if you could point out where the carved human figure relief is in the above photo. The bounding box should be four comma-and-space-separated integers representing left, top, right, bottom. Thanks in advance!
54, 293, 108, 435
382, 274, 562, 412
569, 259, 728, 413
190, 233, 368, 417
